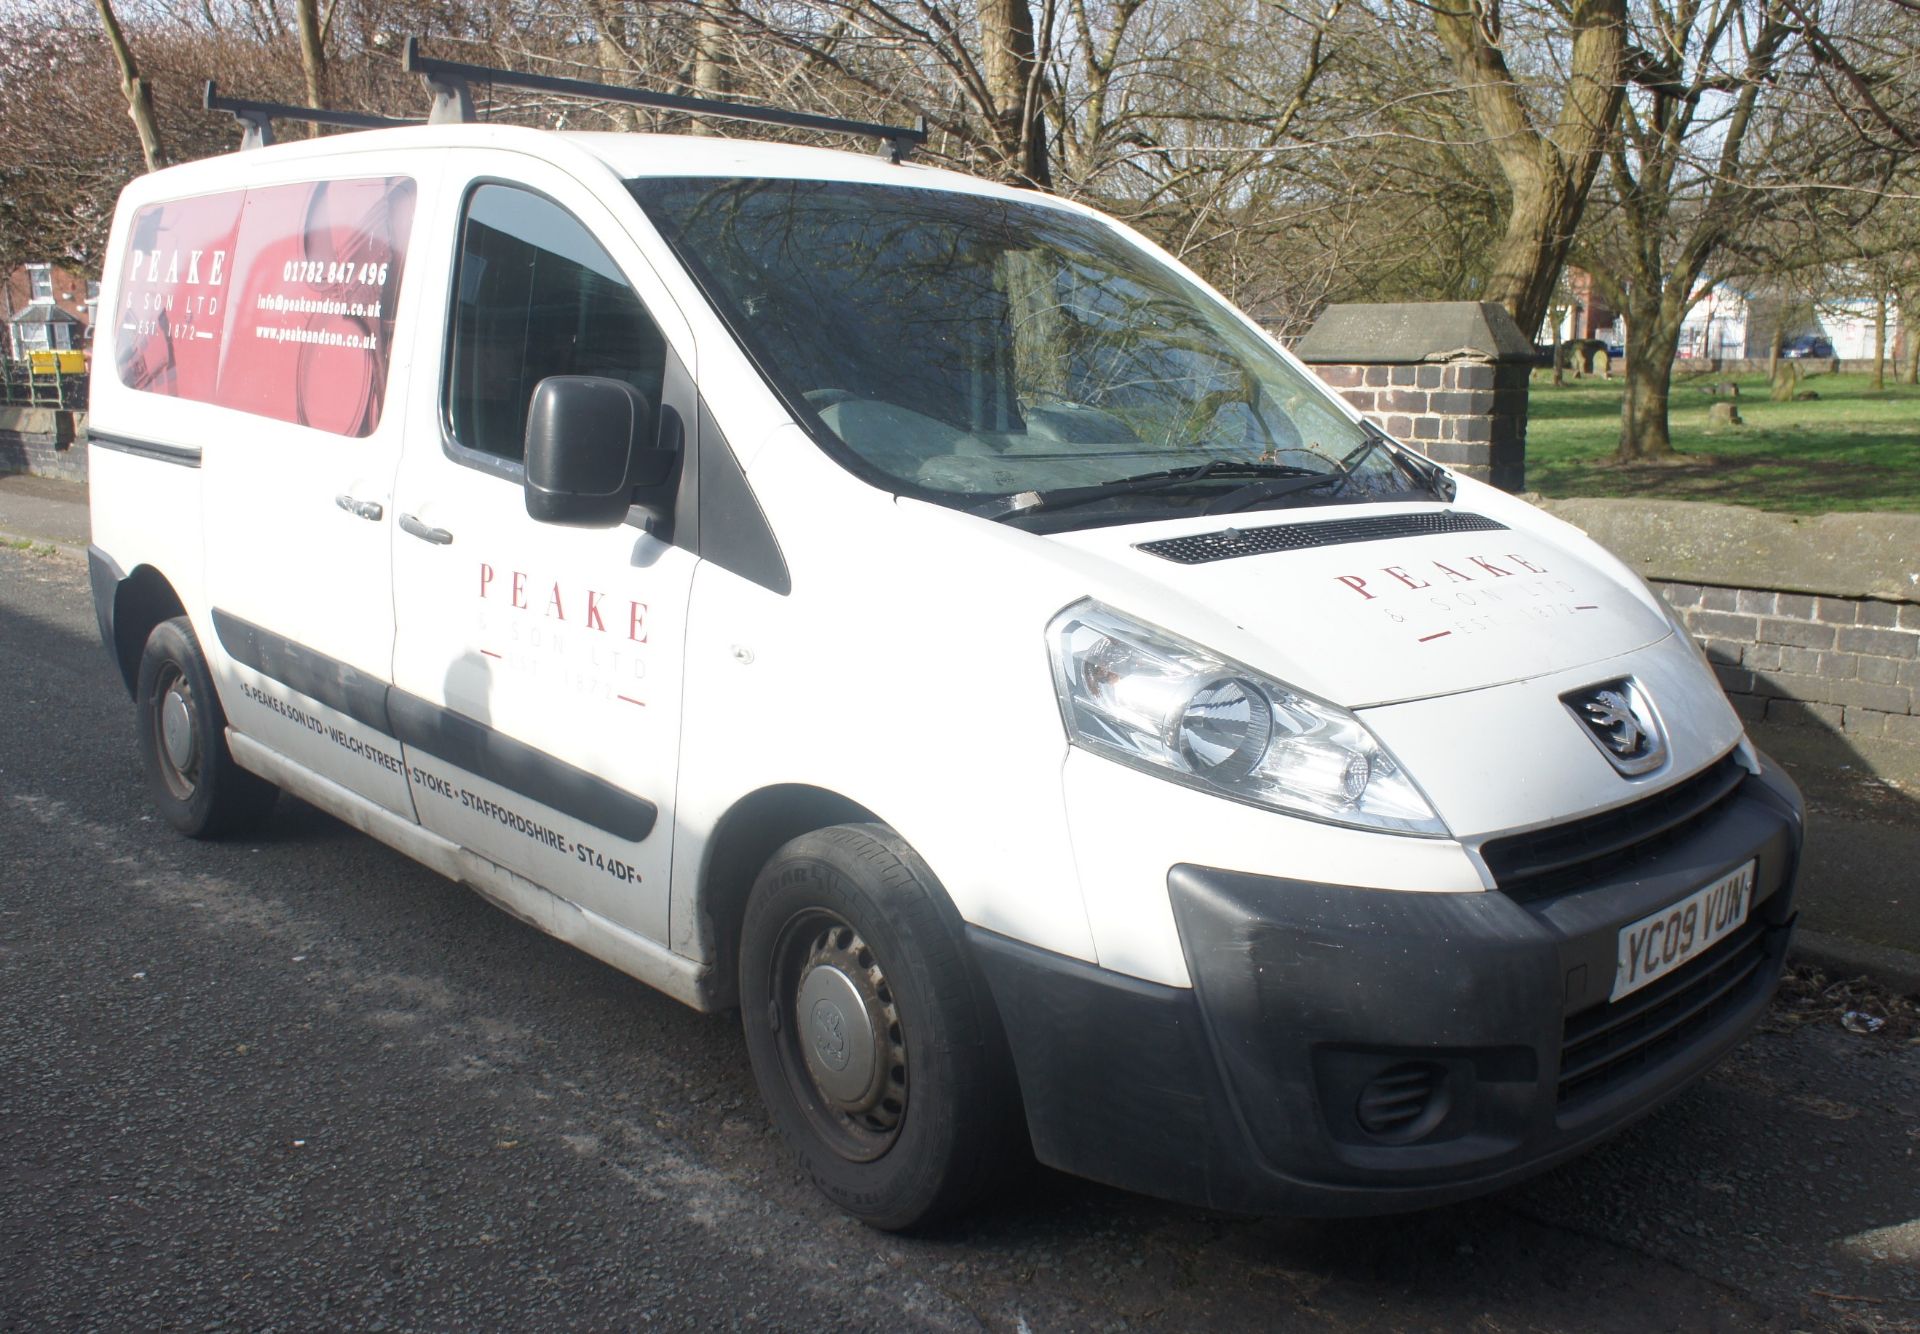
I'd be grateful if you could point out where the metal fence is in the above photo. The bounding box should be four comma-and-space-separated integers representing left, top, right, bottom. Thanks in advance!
0, 360, 88, 410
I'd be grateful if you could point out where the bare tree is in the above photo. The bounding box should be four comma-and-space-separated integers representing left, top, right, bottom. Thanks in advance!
1580, 0, 1913, 461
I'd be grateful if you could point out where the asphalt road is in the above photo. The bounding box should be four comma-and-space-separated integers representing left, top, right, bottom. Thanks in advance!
3, 543, 1917, 1333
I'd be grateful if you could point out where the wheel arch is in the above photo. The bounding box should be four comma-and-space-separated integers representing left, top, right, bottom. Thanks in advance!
693, 783, 883, 1010
108, 564, 188, 698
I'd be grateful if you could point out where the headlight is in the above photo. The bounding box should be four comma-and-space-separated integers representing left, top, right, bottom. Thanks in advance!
1047, 600, 1448, 836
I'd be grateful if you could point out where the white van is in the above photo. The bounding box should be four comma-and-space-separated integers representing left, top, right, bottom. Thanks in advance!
88, 51, 1804, 1231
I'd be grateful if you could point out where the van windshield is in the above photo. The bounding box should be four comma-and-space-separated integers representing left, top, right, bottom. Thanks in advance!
630, 177, 1427, 522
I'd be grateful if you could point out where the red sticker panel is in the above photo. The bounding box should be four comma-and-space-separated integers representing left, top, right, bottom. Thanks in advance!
115, 176, 416, 438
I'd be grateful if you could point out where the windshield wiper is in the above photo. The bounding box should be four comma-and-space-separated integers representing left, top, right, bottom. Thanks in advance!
1203, 472, 1344, 515
1198, 427, 1456, 515
970, 460, 1327, 521
1345, 424, 1457, 501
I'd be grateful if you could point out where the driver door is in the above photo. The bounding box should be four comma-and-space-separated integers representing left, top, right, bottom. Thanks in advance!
388, 157, 697, 943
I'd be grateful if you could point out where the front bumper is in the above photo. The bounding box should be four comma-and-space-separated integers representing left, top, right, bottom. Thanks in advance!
972, 754, 1803, 1216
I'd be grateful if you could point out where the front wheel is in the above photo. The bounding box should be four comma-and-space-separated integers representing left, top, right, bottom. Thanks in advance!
739, 824, 1022, 1231
135, 616, 278, 838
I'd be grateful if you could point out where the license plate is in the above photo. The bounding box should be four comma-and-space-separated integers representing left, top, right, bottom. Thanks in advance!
1611, 861, 1755, 1001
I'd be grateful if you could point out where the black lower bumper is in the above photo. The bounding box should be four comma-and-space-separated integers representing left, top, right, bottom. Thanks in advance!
972, 756, 1804, 1216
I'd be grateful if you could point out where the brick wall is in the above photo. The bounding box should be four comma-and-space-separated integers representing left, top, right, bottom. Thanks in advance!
1656, 581, 1920, 749
0, 411, 87, 484
1309, 360, 1528, 492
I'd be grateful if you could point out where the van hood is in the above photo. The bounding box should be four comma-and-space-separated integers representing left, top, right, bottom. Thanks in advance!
1043, 506, 1672, 708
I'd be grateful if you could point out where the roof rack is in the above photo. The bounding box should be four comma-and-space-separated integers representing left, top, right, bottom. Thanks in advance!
205, 81, 419, 150
402, 36, 928, 163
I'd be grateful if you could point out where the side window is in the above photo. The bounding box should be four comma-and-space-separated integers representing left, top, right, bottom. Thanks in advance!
446, 184, 668, 463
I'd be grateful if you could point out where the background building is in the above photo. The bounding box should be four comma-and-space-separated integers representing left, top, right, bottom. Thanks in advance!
5, 263, 97, 360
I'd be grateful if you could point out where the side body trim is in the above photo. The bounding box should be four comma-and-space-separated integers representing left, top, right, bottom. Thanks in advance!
213, 608, 393, 733
385, 690, 657, 842
89, 431, 204, 468
212, 608, 658, 843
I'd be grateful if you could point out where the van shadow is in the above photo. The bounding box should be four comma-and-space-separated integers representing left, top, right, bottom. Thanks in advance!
1744, 713, 1920, 961
936, 1005, 1918, 1326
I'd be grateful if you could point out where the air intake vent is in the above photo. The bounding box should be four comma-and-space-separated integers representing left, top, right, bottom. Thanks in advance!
1136, 512, 1507, 565
1355, 1062, 1449, 1142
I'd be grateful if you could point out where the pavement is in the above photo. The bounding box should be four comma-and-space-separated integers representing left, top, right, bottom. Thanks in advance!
3, 469, 1917, 996
4, 542, 1917, 1330
0, 472, 89, 552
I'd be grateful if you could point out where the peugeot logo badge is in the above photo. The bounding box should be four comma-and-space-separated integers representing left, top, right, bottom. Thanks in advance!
1562, 678, 1667, 776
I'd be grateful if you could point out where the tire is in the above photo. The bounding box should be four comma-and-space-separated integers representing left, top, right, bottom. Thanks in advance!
739, 824, 1023, 1231
135, 616, 278, 839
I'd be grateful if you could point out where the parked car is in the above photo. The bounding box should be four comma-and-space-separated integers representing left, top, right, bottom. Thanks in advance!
1782, 334, 1835, 358
86, 43, 1805, 1231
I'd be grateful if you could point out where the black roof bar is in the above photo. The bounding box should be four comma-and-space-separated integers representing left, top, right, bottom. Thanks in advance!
205, 81, 418, 151
402, 36, 928, 162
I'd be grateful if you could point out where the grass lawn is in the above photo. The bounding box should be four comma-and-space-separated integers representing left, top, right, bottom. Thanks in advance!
1524, 369, 1920, 514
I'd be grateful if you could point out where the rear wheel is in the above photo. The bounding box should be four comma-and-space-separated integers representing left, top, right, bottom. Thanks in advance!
135, 616, 277, 838
739, 824, 1021, 1231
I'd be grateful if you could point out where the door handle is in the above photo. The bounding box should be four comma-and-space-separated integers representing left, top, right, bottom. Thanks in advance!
335, 494, 384, 522
399, 513, 454, 545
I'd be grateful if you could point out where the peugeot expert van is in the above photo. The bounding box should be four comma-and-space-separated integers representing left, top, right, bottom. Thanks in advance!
87, 55, 1804, 1231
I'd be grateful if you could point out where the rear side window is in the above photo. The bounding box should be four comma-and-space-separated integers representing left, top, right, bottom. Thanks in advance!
445, 184, 667, 463
115, 176, 416, 437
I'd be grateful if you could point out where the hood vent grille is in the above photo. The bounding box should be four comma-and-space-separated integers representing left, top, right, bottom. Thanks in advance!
1136, 512, 1508, 565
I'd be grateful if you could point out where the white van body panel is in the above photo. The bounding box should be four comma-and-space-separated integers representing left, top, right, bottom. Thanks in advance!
85, 445, 206, 623
86, 178, 213, 647
1059, 750, 1490, 987
1362, 635, 1743, 839
202, 145, 442, 819
88, 115, 1805, 1222
86, 122, 1743, 990
87, 123, 1742, 990
670, 424, 1100, 965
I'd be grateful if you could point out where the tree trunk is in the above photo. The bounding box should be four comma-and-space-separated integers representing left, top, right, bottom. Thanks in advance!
1432, 0, 1626, 338
979, 0, 1050, 188
691, 15, 728, 135
295, 0, 328, 125
1482, 169, 1571, 337
92, 0, 166, 171
1767, 322, 1784, 382
1617, 314, 1682, 461
1902, 293, 1920, 384
587, 4, 644, 132
1873, 293, 1886, 390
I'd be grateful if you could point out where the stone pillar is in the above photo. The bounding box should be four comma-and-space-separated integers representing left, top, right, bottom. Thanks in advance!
1292, 301, 1532, 493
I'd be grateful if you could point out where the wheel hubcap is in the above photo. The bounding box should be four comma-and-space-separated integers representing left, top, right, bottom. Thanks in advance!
151, 665, 200, 801
797, 963, 878, 1108
775, 914, 908, 1160
161, 688, 197, 771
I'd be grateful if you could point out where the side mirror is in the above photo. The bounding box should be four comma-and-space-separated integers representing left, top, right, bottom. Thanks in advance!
523, 376, 676, 528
